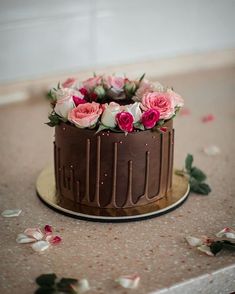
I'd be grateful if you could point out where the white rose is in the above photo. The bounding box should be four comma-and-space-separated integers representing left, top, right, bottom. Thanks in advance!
54, 89, 75, 119
125, 102, 142, 123
101, 102, 122, 127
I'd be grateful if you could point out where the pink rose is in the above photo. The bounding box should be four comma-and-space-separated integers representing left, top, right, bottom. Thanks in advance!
82, 76, 102, 90
68, 102, 102, 128
142, 92, 174, 119
167, 89, 184, 108
141, 109, 160, 129
62, 78, 76, 88
134, 80, 154, 101
106, 76, 125, 90
116, 111, 134, 133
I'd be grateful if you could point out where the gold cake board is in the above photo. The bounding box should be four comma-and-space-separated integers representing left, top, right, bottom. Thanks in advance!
36, 165, 190, 222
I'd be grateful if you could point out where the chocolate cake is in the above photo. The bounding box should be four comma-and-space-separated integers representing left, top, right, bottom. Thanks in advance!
46, 74, 183, 216
54, 120, 174, 212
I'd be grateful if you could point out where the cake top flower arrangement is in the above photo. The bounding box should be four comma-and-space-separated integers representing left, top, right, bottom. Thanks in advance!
46, 74, 184, 133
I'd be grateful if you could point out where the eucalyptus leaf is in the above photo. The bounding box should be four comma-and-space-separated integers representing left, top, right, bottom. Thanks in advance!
190, 178, 211, 195
185, 154, 193, 172
191, 167, 207, 182
35, 287, 56, 294
36, 274, 57, 287
222, 240, 235, 251
210, 241, 223, 255
56, 278, 78, 293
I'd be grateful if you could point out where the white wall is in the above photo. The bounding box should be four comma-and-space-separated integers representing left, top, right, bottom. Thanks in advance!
0, 0, 235, 83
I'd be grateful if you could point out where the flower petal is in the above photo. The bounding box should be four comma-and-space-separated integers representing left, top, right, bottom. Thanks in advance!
50, 236, 62, 245
203, 145, 220, 156
185, 236, 203, 247
201, 114, 215, 123
216, 227, 235, 239
197, 245, 214, 256
2, 209, 22, 217
16, 233, 36, 244
44, 225, 53, 235
31, 241, 50, 252
71, 279, 90, 293
24, 228, 44, 240
116, 274, 140, 289
180, 108, 191, 116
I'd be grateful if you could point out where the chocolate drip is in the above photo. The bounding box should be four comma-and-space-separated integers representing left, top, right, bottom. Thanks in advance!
94, 136, 101, 206
84, 138, 90, 203
124, 160, 134, 207
76, 180, 80, 202
110, 142, 118, 208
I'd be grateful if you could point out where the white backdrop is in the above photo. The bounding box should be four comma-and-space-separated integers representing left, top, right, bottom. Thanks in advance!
0, 0, 235, 83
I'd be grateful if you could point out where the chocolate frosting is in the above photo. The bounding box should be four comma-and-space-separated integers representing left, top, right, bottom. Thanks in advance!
54, 120, 174, 211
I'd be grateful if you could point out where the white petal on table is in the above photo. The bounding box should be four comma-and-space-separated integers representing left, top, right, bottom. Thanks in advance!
116, 274, 140, 289
71, 279, 90, 293
24, 228, 44, 240
197, 244, 214, 256
216, 227, 235, 239
31, 241, 50, 252
185, 236, 203, 247
1, 209, 22, 217
16, 233, 36, 244
203, 145, 220, 156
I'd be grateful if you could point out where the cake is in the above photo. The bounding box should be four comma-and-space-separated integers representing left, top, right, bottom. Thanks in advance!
47, 74, 184, 216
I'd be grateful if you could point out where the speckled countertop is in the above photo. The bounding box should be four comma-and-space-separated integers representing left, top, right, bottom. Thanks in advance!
0, 66, 235, 294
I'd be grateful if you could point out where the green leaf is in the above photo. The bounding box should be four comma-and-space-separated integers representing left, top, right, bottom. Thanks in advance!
134, 122, 145, 130
46, 112, 63, 127
210, 241, 223, 255
222, 240, 235, 251
185, 154, 193, 172
139, 73, 146, 83
191, 167, 207, 182
35, 287, 56, 294
56, 278, 78, 293
36, 274, 57, 287
189, 178, 211, 195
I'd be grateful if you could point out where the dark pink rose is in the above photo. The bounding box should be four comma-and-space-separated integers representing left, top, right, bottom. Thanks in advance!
79, 87, 88, 96
73, 96, 86, 106
116, 111, 134, 133
141, 109, 160, 129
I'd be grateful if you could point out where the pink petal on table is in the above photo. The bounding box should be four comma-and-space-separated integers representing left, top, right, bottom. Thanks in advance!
1, 209, 22, 217
116, 274, 140, 289
24, 228, 44, 241
203, 145, 220, 156
185, 236, 203, 247
16, 233, 36, 244
50, 236, 62, 245
216, 227, 235, 239
197, 245, 214, 256
201, 114, 215, 123
31, 240, 50, 252
180, 108, 191, 116
71, 279, 90, 293
44, 224, 53, 235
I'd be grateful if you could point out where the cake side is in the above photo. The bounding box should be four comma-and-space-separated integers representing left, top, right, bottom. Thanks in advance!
54, 120, 174, 210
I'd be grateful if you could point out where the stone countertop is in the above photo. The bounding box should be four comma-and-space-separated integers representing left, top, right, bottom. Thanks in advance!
0, 66, 235, 294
